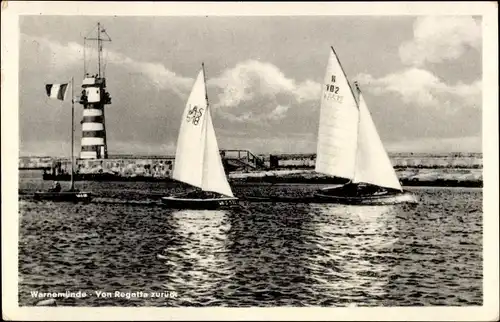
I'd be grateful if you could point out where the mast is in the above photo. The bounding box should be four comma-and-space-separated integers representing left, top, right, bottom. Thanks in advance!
201, 62, 209, 193
84, 22, 111, 77
330, 46, 359, 110
201, 62, 209, 108
70, 76, 75, 190
97, 22, 101, 76
352, 80, 362, 184
83, 38, 86, 79
330, 45, 361, 182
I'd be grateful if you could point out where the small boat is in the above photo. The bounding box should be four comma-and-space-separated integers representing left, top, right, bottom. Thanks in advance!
33, 190, 92, 203
313, 46, 417, 205
162, 191, 238, 210
161, 63, 238, 209
34, 77, 92, 203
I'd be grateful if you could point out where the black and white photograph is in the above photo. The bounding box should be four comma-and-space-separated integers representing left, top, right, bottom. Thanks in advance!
2, 1, 498, 321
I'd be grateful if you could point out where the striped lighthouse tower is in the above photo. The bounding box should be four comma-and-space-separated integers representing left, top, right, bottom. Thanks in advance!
79, 22, 112, 159
79, 77, 110, 159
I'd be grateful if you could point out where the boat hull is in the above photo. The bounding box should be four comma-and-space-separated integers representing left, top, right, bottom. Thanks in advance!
161, 195, 239, 210
33, 191, 92, 203
314, 186, 418, 205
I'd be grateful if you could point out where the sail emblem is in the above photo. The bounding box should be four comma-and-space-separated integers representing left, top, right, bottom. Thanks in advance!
186, 105, 204, 125
323, 74, 344, 103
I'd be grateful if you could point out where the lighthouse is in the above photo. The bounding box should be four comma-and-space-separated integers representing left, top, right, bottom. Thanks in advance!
79, 22, 112, 159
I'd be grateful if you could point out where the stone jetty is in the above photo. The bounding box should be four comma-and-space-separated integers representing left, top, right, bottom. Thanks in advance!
19, 152, 482, 187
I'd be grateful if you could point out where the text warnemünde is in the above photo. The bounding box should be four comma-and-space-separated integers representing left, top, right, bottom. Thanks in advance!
31, 290, 177, 299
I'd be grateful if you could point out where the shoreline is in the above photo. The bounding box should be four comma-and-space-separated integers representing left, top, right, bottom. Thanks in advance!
25, 168, 483, 188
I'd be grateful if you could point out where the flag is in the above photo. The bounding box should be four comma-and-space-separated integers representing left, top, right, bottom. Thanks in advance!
45, 83, 69, 100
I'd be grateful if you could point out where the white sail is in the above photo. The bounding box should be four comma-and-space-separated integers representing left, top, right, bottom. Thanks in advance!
352, 92, 403, 191
201, 105, 234, 197
172, 69, 208, 189
315, 47, 359, 180
172, 67, 234, 197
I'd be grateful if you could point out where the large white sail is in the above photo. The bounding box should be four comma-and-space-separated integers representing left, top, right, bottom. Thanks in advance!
315, 47, 359, 180
172, 66, 234, 197
201, 109, 234, 197
353, 92, 403, 191
172, 69, 208, 189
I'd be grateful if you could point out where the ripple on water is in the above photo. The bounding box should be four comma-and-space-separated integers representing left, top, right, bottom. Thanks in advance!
18, 182, 482, 307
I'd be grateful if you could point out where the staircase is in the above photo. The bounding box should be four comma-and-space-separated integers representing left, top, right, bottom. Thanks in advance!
221, 150, 268, 172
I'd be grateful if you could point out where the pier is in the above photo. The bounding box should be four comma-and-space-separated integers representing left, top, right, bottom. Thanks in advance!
19, 151, 482, 187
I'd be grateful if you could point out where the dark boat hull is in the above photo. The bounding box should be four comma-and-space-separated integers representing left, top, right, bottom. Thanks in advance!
33, 191, 92, 203
314, 186, 418, 205
161, 195, 239, 210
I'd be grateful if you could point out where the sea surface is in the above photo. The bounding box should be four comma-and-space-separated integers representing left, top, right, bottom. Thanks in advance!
17, 173, 482, 307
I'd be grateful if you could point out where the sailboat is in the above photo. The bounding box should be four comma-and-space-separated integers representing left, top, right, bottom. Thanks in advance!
313, 46, 417, 205
34, 78, 92, 203
161, 63, 239, 209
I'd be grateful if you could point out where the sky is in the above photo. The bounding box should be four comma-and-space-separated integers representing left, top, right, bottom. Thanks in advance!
18, 15, 483, 156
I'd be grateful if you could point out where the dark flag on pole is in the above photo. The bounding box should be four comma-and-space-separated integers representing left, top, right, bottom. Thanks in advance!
45, 83, 69, 100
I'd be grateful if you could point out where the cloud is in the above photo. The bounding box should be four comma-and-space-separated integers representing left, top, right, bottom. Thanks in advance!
399, 16, 481, 66
356, 68, 481, 109
22, 34, 193, 98
208, 60, 321, 122
109, 141, 177, 156
269, 105, 291, 120
22, 35, 321, 120
104, 51, 193, 98
219, 132, 317, 154
386, 136, 482, 153
22, 36, 83, 69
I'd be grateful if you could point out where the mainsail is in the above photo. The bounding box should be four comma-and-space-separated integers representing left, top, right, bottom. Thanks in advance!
316, 47, 402, 191
315, 47, 359, 180
172, 66, 234, 197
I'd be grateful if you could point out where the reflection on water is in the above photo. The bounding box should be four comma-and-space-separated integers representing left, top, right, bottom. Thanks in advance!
308, 205, 397, 306
224, 203, 316, 306
161, 210, 232, 306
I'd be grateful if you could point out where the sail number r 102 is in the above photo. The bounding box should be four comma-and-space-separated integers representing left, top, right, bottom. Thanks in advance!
325, 84, 339, 94
323, 74, 343, 103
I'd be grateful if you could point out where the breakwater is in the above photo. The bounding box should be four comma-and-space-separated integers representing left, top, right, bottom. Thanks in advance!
19, 152, 482, 187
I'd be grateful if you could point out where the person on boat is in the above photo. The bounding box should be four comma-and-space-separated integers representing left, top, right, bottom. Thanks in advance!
342, 182, 359, 196
50, 181, 61, 193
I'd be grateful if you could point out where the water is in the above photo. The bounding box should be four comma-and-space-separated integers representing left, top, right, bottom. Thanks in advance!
18, 177, 482, 307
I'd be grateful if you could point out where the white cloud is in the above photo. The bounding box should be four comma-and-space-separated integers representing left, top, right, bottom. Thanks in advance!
22, 34, 193, 98
23, 35, 321, 119
208, 60, 321, 122
216, 111, 255, 123
386, 136, 482, 153
105, 51, 193, 98
269, 105, 290, 120
356, 68, 481, 109
355, 16, 482, 112
110, 141, 176, 156
399, 16, 481, 66
219, 132, 317, 154
209, 60, 293, 107
20, 140, 69, 157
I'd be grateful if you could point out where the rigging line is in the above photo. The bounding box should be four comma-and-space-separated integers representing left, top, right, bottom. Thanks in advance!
101, 28, 112, 41
84, 24, 98, 39
102, 45, 109, 77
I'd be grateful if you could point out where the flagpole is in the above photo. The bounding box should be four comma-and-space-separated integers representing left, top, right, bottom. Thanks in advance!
70, 77, 75, 191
